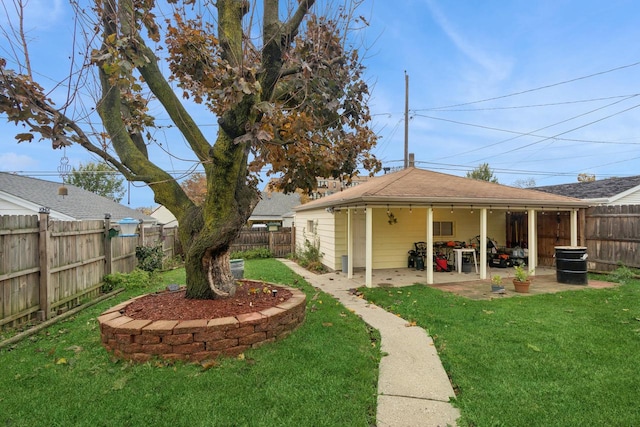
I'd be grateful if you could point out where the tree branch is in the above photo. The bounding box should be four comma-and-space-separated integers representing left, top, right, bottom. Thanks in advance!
283, 0, 317, 42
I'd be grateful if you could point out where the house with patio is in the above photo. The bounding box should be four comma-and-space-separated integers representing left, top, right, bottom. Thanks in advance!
293, 167, 587, 287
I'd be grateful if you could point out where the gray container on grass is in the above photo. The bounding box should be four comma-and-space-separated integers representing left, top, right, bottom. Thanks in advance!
230, 259, 244, 279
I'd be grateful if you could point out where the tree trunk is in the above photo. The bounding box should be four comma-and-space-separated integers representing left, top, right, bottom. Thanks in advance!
179, 208, 242, 300
178, 126, 257, 299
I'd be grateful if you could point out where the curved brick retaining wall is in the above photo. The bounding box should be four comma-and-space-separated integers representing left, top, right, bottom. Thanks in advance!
98, 286, 306, 363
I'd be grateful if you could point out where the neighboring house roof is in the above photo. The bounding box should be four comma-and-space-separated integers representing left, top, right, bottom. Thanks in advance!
148, 191, 301, 227
535, 175, 640, 204
0, 172, 155, 223
295, 167, 586, 212
250, 191, 301, 222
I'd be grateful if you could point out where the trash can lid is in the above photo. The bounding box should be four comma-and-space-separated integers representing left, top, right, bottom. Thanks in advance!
117, 217, 140, 224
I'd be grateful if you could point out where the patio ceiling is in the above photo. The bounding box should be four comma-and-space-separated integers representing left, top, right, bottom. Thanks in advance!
295, 167, 587, 212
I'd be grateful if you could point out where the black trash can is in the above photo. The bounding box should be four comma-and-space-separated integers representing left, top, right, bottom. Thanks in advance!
555, 246, 588, 285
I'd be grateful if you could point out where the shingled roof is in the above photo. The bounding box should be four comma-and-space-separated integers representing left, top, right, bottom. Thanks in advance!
535, 175, 640, 201
0, 172, 155, 222
251, 191, 301, 221
296, 167, 586, 211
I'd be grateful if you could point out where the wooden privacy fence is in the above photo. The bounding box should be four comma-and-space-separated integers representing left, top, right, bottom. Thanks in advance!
585, 205, 640, 272
0, 212, 179, 329
230, 227, 295, 258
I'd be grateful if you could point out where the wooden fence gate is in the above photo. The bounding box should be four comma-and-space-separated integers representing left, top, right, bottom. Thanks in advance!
230, 227, 295, 258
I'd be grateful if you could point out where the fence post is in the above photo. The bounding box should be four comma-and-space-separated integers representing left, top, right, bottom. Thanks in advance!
291, 226, 296, 255
38, 208, 51, 321
104, 214, 113, 276
140, 222, 146, 247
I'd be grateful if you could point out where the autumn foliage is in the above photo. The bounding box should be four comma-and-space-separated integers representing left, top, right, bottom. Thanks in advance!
0, 0, 379, 299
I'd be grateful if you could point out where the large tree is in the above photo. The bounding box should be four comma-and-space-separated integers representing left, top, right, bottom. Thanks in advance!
0, 0, 379, 299
66, 162, 126, 202
466, 163, 499, 183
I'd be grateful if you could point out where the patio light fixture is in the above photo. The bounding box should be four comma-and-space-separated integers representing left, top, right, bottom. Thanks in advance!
450, 205, 454, 214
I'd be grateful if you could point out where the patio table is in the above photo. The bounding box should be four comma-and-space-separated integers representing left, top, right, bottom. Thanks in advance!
453, 248, 478, 274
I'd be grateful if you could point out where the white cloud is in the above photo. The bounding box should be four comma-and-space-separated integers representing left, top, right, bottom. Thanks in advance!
0, 0, 65, 30
425, 0, 513, 81
0, 152, 39, 170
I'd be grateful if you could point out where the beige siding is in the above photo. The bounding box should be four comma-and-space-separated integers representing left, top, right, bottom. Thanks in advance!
334, 212, 348, 266
294, 209, 338, 270
372, 208, 422, 269
451, 209, 507, 246
371, 208, 508, 268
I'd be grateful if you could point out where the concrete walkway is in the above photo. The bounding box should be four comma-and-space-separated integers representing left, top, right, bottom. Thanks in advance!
279, 260, 460, 427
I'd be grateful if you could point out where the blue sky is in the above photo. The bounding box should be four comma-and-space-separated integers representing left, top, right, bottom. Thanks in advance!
2, 0, 640, 208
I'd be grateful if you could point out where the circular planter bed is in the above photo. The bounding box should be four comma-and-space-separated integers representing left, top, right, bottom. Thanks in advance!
97, 280, 306, 363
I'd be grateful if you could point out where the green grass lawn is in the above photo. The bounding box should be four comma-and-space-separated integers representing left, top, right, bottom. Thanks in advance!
361, 275, 640, 426
0, 259, 380, 427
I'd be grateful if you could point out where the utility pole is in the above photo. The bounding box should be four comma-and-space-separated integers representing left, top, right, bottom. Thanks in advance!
404, 71, 409, 169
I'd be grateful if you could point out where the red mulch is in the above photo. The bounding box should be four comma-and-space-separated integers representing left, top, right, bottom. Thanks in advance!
124, 280, 293, 321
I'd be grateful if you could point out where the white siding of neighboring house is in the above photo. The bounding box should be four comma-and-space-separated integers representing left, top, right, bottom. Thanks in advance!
151, 205, 178, 228
282, 213, 294, 228
0, 198, 37, 216
609, 186, 640, 205
0, 194, 75, 220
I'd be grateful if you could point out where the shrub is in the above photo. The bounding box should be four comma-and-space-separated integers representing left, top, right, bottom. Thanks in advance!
163, 254, 184, 270
102, 269, 158, 292
293, 238, 327, 273
135, 244, 164, 272
609, 263, 638, 285
230, 248, 272, 260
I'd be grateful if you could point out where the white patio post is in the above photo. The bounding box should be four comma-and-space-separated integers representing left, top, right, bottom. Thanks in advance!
480, 208, 487, 279
347, 208, 354, 279
527, 208, 537, 275
426, 206, 434, 284
570, 209, 578, 246
365, 206, 373, 287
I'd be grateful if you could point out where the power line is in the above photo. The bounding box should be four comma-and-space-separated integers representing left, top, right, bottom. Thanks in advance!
421, 60, 640, 111
414, 93, 640, 112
